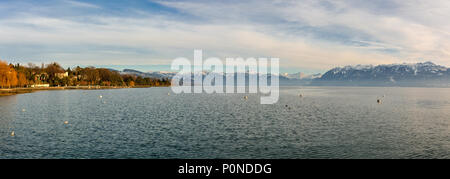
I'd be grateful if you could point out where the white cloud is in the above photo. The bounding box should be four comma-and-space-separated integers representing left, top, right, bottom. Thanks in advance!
64, 0, 100, 9
1, 0, 450, 72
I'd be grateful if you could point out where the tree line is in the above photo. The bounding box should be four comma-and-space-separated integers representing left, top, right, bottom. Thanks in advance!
0, 60, 170, 88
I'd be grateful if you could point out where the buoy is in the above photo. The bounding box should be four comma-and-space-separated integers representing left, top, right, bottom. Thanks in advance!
64, 121, 69, 125
99, 95, 103, 99
11, 131, 15, 136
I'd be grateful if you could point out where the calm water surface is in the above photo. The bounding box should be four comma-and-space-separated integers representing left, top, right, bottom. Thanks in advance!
0, 87, 449, 158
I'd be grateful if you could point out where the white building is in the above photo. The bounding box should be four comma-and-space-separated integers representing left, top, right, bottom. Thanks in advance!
31, 84, 50, 88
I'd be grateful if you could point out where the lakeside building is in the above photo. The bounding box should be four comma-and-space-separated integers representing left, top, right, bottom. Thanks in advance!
30, 84, 50, 88
56, 72, 69, 79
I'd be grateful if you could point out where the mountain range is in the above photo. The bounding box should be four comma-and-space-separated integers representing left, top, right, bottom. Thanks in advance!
281, 72, 323, 80
314, 61, 450, 87
121, 69, 176, 79
117, 61, 450, 87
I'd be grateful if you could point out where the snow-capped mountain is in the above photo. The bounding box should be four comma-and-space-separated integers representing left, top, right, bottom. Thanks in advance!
315, 62, 450, 86
281, 72, 322, 80
121, 69, 176, 79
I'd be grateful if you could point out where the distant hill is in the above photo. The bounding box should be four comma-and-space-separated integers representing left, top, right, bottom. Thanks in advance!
281, 72, 322, 80
119, 69, 300, 85
121, 69, 175, 79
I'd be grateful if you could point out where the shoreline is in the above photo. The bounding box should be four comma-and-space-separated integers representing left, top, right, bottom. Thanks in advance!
0, 85, 170, 97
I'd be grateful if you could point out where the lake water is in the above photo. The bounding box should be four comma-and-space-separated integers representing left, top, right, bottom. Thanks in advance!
0, 87, 449, 159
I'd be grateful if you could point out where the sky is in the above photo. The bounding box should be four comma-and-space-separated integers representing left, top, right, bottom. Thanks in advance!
1, 0, 450, 74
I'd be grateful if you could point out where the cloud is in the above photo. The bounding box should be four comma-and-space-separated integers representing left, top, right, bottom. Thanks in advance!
155, 0, 450, 66
64, 0, 100, 9
0, 0, 449, 72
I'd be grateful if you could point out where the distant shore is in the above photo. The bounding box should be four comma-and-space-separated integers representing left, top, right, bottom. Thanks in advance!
0, 85, 169, 97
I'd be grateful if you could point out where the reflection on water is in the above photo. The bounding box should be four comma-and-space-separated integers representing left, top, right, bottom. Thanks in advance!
0, 96, 17, 139
0, 87, 449, 159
